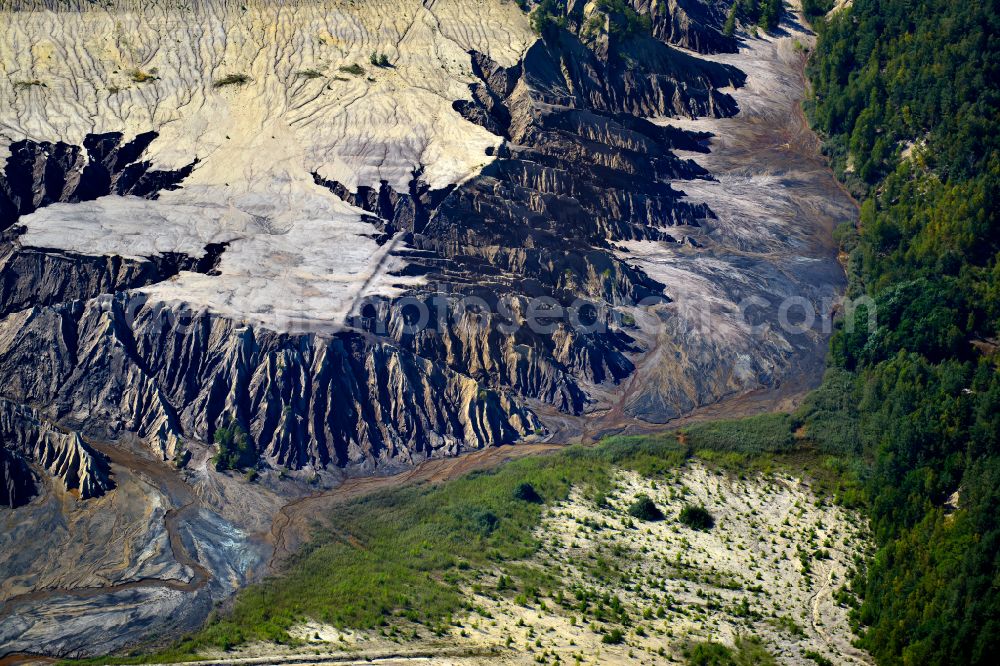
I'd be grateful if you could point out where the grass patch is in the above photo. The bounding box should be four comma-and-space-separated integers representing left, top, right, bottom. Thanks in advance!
296, 69, 324, 79
683, 636, 778, 665
682, 413, 794, 454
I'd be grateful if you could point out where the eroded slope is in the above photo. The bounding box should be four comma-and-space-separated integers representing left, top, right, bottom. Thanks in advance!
0, 0, 855, 657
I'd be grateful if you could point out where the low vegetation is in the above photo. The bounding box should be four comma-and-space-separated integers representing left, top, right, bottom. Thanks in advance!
212, 73, 252, 88
682, 413, 794, 455
683, 637, 778, 666
181, 447, 617, 650
678, 504, 715, 531
337, 63, 365, 76
81, 413, 870, 664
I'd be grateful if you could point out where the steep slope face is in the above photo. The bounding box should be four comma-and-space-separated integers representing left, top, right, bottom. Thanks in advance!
0, 0, 546, 471
0, 0, 841, 473
627, 0, 738, 54
0, 297, 540, 466
0, 398, 114, 504
0, 447, 35, 508
0, 132, 196, 229
0, 2, 764, 468
319, 13, 746, 418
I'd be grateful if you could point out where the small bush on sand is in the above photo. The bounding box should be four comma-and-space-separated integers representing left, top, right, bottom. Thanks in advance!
213, 73, 252, 88
338, 63, 365, 75
679, 504, 715, 530
628, 494, 664, 521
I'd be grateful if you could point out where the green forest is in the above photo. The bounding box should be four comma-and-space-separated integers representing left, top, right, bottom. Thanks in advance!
723, 0, 784, 35
802, 0, 1000, 663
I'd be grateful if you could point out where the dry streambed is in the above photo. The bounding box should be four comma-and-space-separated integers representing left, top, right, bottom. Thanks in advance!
200, 464, 872, 666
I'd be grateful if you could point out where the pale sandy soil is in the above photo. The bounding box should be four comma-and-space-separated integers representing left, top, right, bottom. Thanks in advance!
1, 0, 534, 335
193, 464, 872, 666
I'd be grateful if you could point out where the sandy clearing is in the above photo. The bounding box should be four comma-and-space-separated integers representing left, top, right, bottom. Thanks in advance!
192, 464, 872, 666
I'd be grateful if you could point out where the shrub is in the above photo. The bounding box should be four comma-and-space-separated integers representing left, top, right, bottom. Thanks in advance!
678, 504, 714, 530
804, 650, 834, 666
213, 73, 252, 88
338, 63, 365, 76
769, 614, 804, 636
513, 482, 543, 503
684, 637, 777, 665
601, 627, 624, 644
129, 68, 158, 83
173, 449, 191, 469
628, 494, 664, 521
723, 5, 737, 36
685, 640, 733, 665
529, 0, 567, 36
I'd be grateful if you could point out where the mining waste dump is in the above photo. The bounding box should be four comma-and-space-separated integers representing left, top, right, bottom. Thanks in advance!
0, 0, 856, 659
